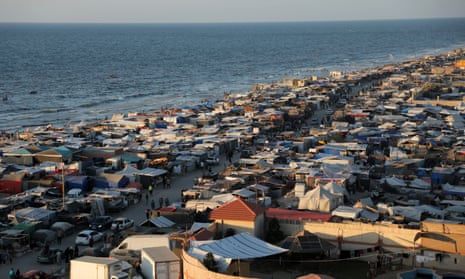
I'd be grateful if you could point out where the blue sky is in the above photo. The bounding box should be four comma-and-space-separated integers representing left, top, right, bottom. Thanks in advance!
1, 0, 464, 23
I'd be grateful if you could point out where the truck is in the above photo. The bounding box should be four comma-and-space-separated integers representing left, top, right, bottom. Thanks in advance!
109, 234, 171, 266
70, 256, 132, 279
141, 247, 181, 279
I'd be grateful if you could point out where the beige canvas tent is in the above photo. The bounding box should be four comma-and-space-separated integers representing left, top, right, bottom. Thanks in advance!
298, 186, 341, 212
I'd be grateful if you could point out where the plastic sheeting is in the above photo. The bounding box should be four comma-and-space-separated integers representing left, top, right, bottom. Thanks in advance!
189, 232, 287, 263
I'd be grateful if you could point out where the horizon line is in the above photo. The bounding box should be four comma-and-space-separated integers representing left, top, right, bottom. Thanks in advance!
0, 16, 464, 25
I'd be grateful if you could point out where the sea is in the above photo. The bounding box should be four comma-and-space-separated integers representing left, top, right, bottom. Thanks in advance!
1, 18, 465, 131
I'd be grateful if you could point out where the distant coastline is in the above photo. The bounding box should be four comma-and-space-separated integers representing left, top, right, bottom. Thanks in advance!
0, 18, 464, 131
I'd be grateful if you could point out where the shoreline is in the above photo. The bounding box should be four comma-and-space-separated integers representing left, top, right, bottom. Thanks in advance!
1, 46, 463, 135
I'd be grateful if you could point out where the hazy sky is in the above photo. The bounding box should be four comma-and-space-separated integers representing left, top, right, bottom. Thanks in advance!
1, 0, 464, 23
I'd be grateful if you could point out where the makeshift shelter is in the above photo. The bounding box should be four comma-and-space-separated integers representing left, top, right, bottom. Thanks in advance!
35, 146, 73, 163
139, 216, 176, 228
9, 207, 56, 226
298, 186, 341, 213
431, 167, 455, 185
331, 206, 363, 220
409, 178, 431, 192
279, 230, 337, 258
321, 181, 348, 197
116, 165, 140, 182
65, 175, 92, 192
188, 232, 288, 272
381, 176, 407, 188
2, 147, 35, 165
0, 173, 25, 194
95, 173, 129, 188
441, 183, 465, 195
134, 167, 168, 188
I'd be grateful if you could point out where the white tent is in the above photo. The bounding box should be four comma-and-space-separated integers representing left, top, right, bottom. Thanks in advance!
116, 165, 140, 182
381, 176, 407, 188
331, 206, 362, 219
321, 181, 348, 197
298, 186, 341, 213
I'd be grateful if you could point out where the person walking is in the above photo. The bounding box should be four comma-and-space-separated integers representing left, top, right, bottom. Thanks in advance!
145, 208, 151, 219
159, 196, 164, 208
164, 197, 170, 207
151, 199, 155, 210
57, 231, 63, 246
74, 244, 79, 258
69, 246, 74, 260
145, 192, 149, 205
148, 184, 153, 196
64, 247, 70, 263
9, 267, 14, 279
56, 250, 62, 264
89, 236, 94, 248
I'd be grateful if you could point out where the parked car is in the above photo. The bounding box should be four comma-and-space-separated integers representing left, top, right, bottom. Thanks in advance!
89, 215, 113, 231
75, 230, 104, 246
37, 248, 63, 264
111, 217, 134, 231
22, 269, 52, 279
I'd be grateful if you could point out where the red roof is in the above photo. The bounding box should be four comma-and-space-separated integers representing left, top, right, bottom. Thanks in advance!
190, 228, 215, 241
266, 208, 331, 222
209, 198, 265, 222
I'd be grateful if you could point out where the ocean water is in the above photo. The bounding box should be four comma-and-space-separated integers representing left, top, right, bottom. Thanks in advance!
1, 18, 465, 131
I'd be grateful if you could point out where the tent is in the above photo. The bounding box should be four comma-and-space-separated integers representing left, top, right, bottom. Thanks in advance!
188, 232, 287, 271
139, 216, 176, 228
321, 181, 348, 197
442, 183, 465, 195
65, 175, 92, 192
381, 176, 407, 188
331, 206, 362, 219
298, 186, 341, 213
279, 230, 336, 257
116, 165, 140, 182
95, 173, 129, 188
409, 178, 431, 191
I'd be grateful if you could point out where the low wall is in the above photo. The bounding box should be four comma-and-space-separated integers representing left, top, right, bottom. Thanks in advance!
303, 222, 420, 253
182, 250, 259, 279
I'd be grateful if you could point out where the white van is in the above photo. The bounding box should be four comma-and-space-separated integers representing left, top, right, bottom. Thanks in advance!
67, 188, 83, 199
109, 235, 171, 265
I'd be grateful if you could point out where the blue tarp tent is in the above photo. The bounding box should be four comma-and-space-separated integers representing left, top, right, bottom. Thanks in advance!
95, 173, 129, 188
154, 123, 168, 129
431, 167, 455, 185
313, 153, 334, 159
11, 207, 57, 226
65, 176, 91, 192
323, 146, 344, 155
